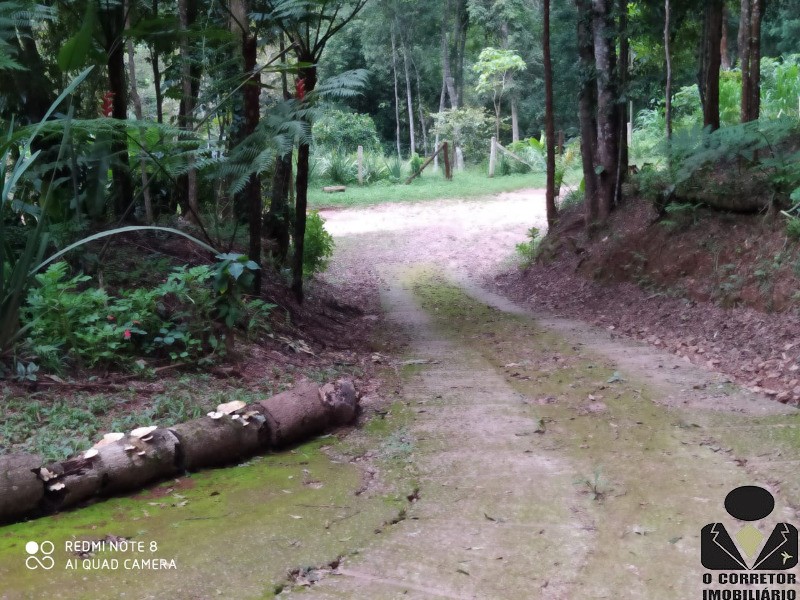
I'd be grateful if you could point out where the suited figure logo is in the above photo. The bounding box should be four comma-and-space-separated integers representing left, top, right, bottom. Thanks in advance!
701, 485, 798, 570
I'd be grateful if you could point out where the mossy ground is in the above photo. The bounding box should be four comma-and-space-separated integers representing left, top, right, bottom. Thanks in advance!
0, 392, 416, 599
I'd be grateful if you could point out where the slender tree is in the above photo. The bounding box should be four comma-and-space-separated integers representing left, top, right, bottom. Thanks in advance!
272, 0, 369, 302
543, 0, 557, 228
575, 0, 599, 232
740, 0, 764, 122
665, 0, 673, 139
700, 0, 724, 131
592, 0, 618, 223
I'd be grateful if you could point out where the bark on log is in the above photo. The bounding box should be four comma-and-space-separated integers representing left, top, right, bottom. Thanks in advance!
0, 454, 44, 523
260, 380, 358, 448
170, 412, 268, 471
41, 429, 181, 510
96, 428, 180, 495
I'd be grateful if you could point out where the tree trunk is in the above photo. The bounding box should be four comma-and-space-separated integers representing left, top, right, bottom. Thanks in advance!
265, 33, 293, 265
576, 0, 599, 233
743, 0, 763, 122
391, 27, 402, 158
178, 0, 199, 222
702, 0, 724, 130
454, 0, 468, 108
411, 55, 428, 154
125, 3, 153, 224
242, 34, 262, 293
511, 99, 520, 143
292, 58, 318, 303
400, 32, 416, 156
739, 0, 752, 120
434, 77, 446, 170
105, 3, 135, 220
615, 0, 629, 206
721, 4, 731, 70
665, 0, 673, 139
441, 2, 458, 109
592, 0, 618, 223
150, 0, 163, 124
543, 0, 557, 228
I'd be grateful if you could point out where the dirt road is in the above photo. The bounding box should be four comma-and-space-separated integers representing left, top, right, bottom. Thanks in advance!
2, 192, 798, 600
295, 191, 800, 599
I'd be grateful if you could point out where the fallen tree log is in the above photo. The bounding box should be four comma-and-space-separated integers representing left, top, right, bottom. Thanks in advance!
40, 428, 181, 511
0, 454, 44, 524
170, 411, 268, 471
0, 379, 359, 524
260, 379, 357, 447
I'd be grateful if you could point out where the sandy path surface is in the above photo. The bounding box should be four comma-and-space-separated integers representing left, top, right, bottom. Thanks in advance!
289, 191, 800, 599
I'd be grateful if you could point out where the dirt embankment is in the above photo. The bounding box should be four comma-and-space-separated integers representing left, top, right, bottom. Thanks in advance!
495, 199, 800, 405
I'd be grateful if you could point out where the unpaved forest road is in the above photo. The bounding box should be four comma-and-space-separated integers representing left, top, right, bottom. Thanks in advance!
299, 191, 800, 599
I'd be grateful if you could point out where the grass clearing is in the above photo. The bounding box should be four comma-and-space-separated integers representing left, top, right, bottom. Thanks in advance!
308, 168, 548, 209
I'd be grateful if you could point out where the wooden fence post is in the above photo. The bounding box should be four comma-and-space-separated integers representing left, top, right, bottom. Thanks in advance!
442, 141, 452, 180
357, 145, 364, 185
488, 137, 497, 178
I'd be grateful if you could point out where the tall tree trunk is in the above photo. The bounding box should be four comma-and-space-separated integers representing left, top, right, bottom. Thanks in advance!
615, 0, 629, 206
721, 4, 731, 70
543, 0, 557, 228
150, 0, 163, 124
411, 55, 428, 154
451, 0, 468, 107
243, 33, 262, 292
576, 0, 599, 233
511, 100, 520, 143
125, 3, 153, 223
104, 4, 135, 220
434, 77, 446, 170
441, 1, 458, 109
400, 32, 416, 156
265, 33, 293, 265
739, 0, 752, 120
178, 0, 198, 222
742, 0, 763, 122
665, 0, 673, 139
592, 0, 618, 223
292, 57, 317, 303
391, 27, 402, 158
702, 0, 724, 130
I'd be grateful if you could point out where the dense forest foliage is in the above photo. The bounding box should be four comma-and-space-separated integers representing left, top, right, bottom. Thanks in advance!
2, 0, 800, 376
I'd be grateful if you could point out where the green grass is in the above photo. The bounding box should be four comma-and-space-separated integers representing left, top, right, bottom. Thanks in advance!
308, 167, 548, 209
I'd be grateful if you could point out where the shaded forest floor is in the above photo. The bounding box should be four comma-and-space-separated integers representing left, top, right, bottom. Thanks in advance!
495, 198, 800, 406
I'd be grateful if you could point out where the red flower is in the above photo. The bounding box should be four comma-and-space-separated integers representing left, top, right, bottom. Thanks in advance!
123, 329, 132, 340
107, 315, 116, 322
101, 91, 115, 117
295, 78, 306, 101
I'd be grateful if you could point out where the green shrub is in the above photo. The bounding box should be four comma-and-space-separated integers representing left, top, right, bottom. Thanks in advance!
785, 215, 800, 240
384, 156, 404, 183
362, 152, 390, 184
409, 152, 424, 178
515, 227, 543, 266
430, 106, 494, 164
312, 108, 381, 153
560, 187, 584, 210
20, 258, 269, 372
319, 150, 357, 184
302, 211, 335, 276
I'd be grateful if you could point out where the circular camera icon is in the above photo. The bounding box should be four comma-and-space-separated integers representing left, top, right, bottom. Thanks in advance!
25, 540, 55, 570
